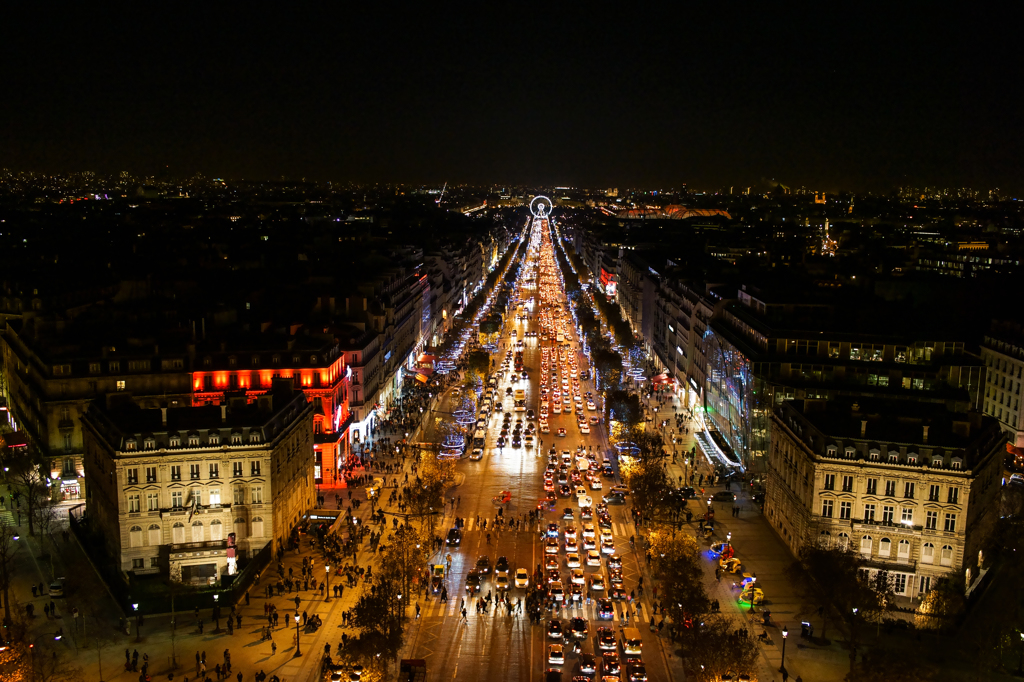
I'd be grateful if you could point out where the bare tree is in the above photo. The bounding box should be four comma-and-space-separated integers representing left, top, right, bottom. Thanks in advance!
0, 516, 20, 637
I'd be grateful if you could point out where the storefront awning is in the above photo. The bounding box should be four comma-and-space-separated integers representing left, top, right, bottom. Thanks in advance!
417, 353, 437, 367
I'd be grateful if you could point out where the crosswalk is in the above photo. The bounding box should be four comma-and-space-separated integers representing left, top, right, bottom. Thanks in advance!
452, 517, 631, 537
413, 594, 653, 624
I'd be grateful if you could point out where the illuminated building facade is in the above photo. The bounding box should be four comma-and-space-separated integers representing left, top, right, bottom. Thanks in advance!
190, 335, 350, 485
80, 380, 315, 583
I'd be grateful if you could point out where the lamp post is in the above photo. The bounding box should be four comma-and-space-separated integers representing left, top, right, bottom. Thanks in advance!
1017, 631, 1024, 676
325, 566, 331, 603
779, 626, 788, 674
132, 603, 140, 642
748, 578, 756, 614
294, 613, 301, 657
213, 594, 220, 633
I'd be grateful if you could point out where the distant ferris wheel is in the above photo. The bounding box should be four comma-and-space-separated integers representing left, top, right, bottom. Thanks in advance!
530, 195, 552, 218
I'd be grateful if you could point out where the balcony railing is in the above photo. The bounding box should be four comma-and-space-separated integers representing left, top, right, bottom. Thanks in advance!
170, 540, 228, 552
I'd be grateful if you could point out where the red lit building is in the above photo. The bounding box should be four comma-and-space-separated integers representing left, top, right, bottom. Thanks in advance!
190, 335, 352, 485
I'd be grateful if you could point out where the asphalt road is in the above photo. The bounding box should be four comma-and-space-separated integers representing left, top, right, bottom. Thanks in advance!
401, 219, 673, 682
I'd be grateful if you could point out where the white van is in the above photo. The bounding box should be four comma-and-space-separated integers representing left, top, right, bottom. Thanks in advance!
622, 627, 643, 655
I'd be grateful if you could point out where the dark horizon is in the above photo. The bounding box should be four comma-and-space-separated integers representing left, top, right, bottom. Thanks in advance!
2, 5, 1021, 194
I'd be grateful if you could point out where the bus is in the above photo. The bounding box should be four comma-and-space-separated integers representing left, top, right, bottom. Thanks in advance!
472, 429, 486, 447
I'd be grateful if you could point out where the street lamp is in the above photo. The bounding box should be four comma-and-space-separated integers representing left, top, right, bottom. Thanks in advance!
294, 613, 302, 657
132, 603, 140, 642
779, 626, 788, 674
748, 578, 756, 613
325, 566, 331, 603
213, 594, 220, 632
1017, 631, 1024, 676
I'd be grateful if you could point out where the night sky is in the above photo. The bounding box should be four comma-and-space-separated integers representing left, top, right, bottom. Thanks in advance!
2, 5, 1021, 192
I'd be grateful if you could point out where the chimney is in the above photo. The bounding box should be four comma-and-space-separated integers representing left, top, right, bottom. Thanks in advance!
160, 407, 167, 426
221, 404, 227, 423
922, 425, 929, 443
860, 420, 868, 437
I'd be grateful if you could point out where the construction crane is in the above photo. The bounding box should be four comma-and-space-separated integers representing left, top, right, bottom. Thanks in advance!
436, 182, 447, 205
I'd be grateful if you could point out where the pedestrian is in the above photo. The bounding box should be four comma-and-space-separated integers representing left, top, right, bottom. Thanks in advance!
271, 640, 277, 655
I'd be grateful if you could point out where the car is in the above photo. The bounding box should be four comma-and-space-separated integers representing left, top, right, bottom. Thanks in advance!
587, 401, 597, 410
540, 424, 551, 434
515, 568, 530, 588
582, 523, 596, 539
547, 523, 561, 537
740, 587, 765, 605
544, 669, 563, 682
597, 627, 617, 650
48, 581, 65, 598
600, 528, 613, 543
446, 527, 462, 546
470, 448, 484, 460
495, 556, 510, 575
602, 493, 625, 505
557, 427, 567, 437
545, 538, 561, 556
580, 507, 593, 520
570, 616, 588, 639
563, 507, 575, 519
597, 598, 614, 620
545, 555, 561, 571
606, 554, 623, 569
601, 540, 616, 554
566, 552, 582, 568
465, 570, 482, 594
590, 478, 603, 491
589, 416, 600, 425
579, 653, 598, 675
495, 574, 510, 591
610, 586, 627, 600
475, 555, 492, 574
609, 485, 630, 497
548, 644, 565, 665
608, 569, 624, 586
712, 491, 737, 502
589, 575, 606, 591
627, 665, 648, 682
578, 495, 593, 508
583, 537, 597, 551
564, 540, 579, 554
549, 581, 565, 602
586, 550, 602, 566
602, 653, 621, 676
570, 568, 586, 585
547, 618, 564, 639
579, 424, 590, 434
565, 525, 578, 542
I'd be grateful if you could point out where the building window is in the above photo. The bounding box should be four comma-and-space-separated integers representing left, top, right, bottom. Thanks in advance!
126, 468, 139, 485
926, 511, 938, 530
251, 461, 262, 476
146, 493, 159, 511
146, 467, 157, 483
191, 522, 204, 543
127, 494, 141, 513
132, 558, 145, 569
860, 535, 872, 554
821, 499, 834, 518
170, 466, 181, 481
948, 487, 960, 504
866, 478, 877, 495
210, 520, 223, 541
89, 362, 101, 374
234, 517, 247, 539
879, 538, 892, 558
171, 491, 183, 509
232, 462, 243, 477
944, 514, 957, 532
172, 522, 186, 544
893, 573, 908, 594
882, 506, 895, 524
250, 432, 261, 443
252, 487, 263, 504
863, 504, 875, 521
148, 524, 161, 545
922, 542, 935, 564
897, 539, 911, 562
232, 432, 242, 445
116, 380, 126, 391
234, 486, 245, 505
903, 482, 915, 499
129, 525, 143, 547
940, 545, 954, 567
209, 489, 221, 506
840, 502, 852, 520
884, 480, 896, 497
150, 557, 160, 568
842, 475, 854, 492
189, 464, 200, 480
209, 463, 220, 479
823, 474, 835, 491
63, 457, 75, 476
929, 485, 940, 502
252, 516, 264, 537
209, 432, 220, 445
901, 507, 914, 525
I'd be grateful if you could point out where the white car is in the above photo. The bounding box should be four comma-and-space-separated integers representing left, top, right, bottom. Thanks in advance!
515, 568, 530, 589
470, 448, 484, 460
575, 487, 588, 499
600, 528, 614, 543
566, 552, 582, 568
586, 550, 602, 566
587, 401, 597, 411
564, 525, 578, 542
590, 478, 602, 491
553, 404, 562, 414
570, 568, 586, 585
548, 644, 565, 665
601, 540, 616, 554
495, 574, 510, 591
579, 424, 590, 434
589, 574, 606, 591
582, 523, 596, 539
578, 496, 593, 508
